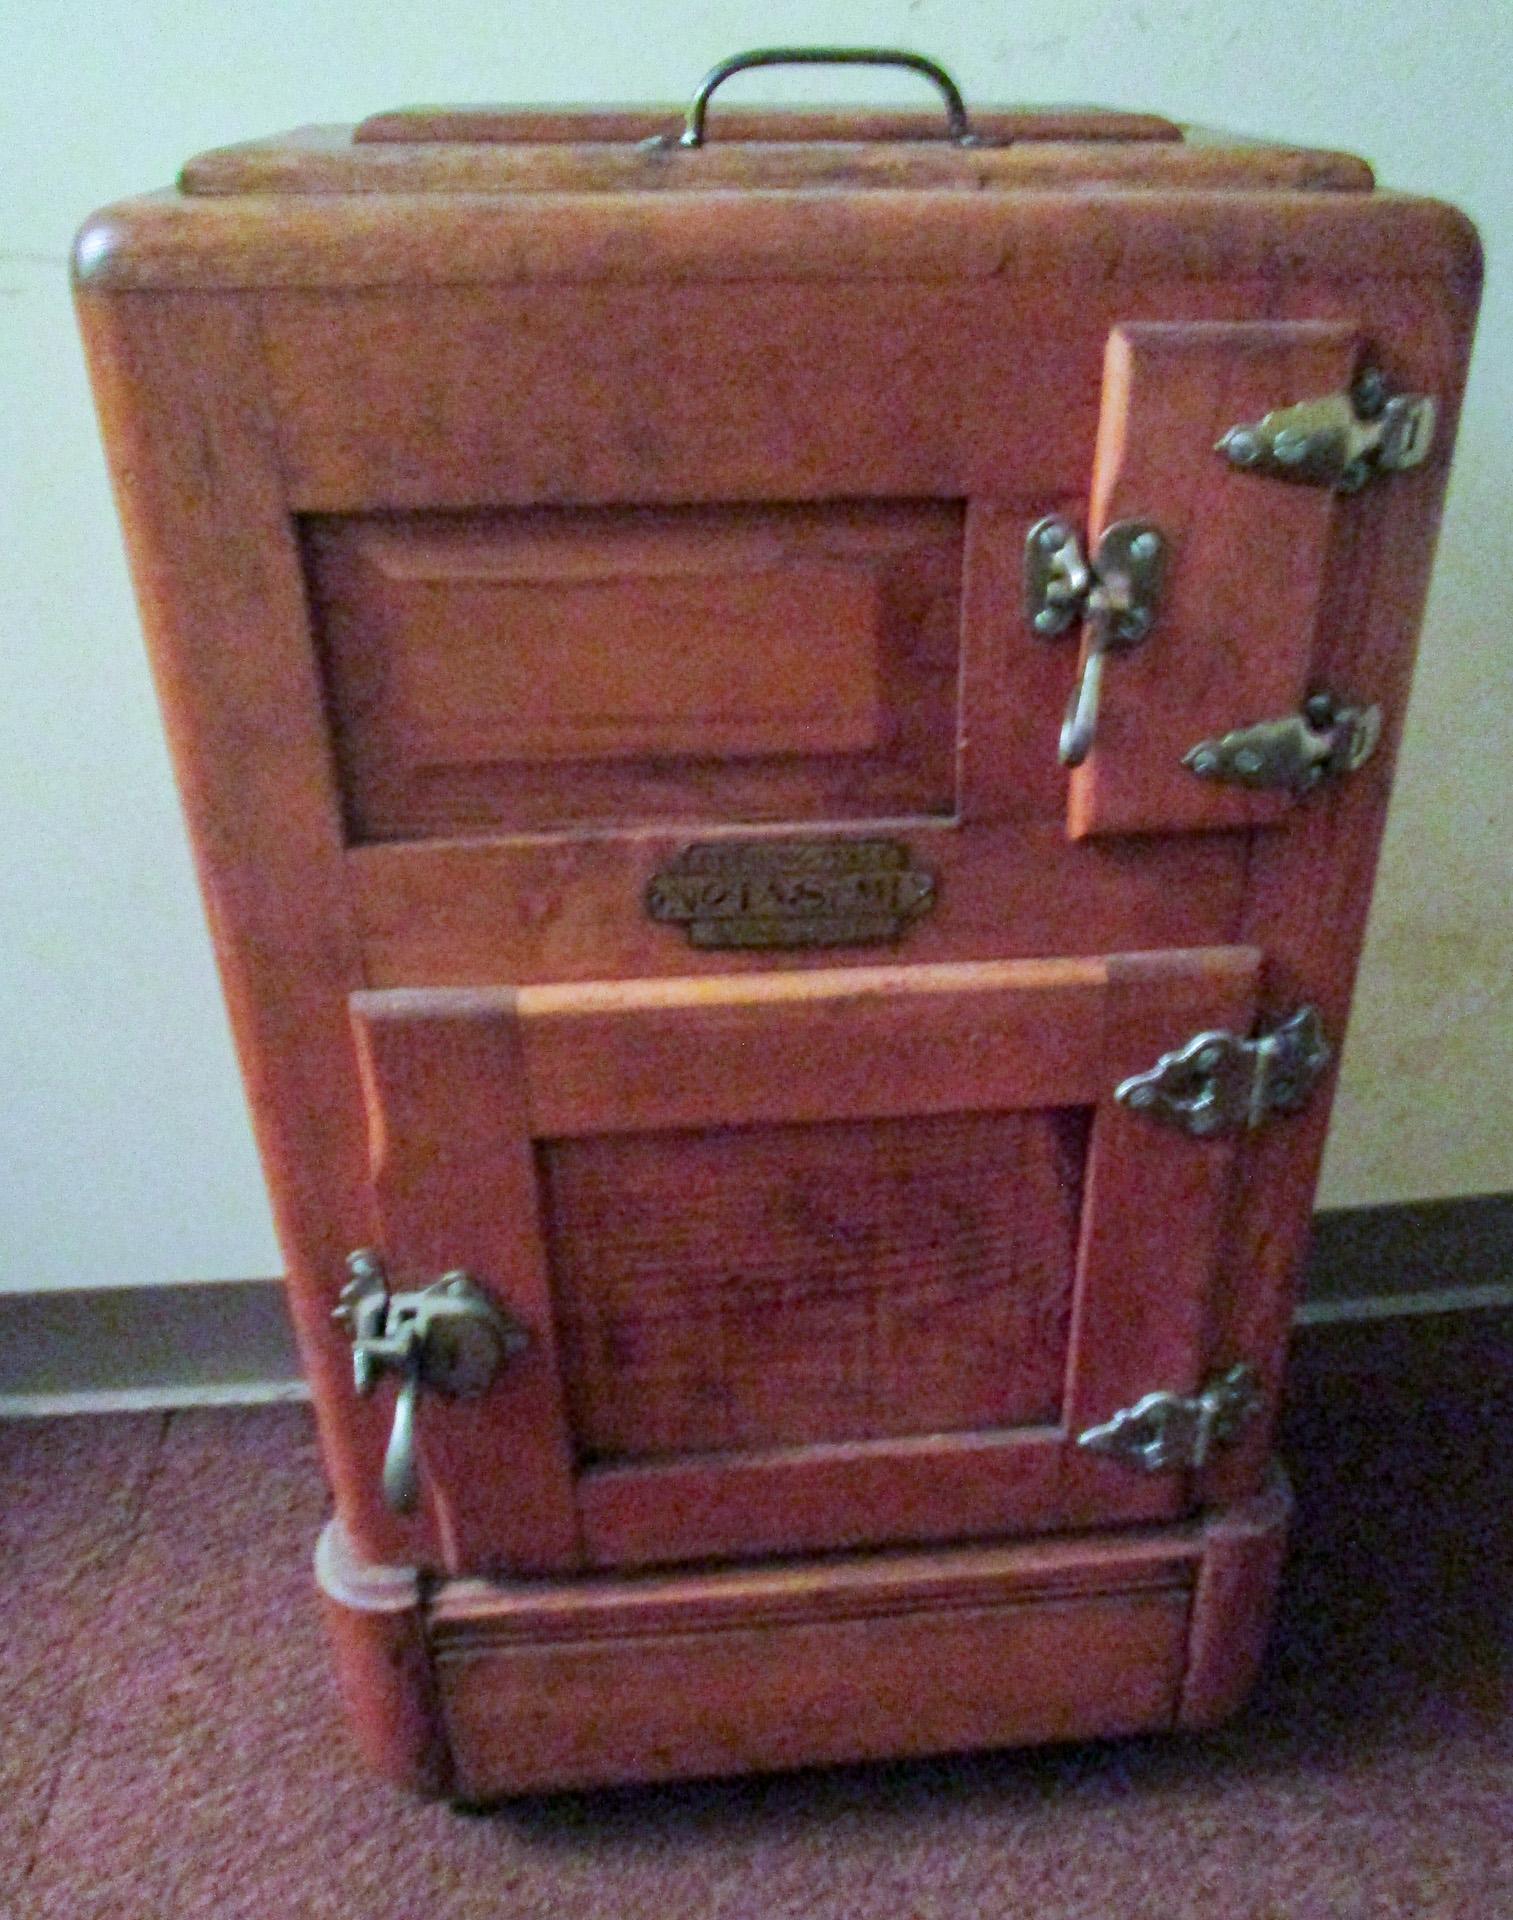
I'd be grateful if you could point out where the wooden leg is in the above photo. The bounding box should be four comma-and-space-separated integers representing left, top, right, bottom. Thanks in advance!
314, 1519, 453, 1797
1178, 1464, 1293, 1729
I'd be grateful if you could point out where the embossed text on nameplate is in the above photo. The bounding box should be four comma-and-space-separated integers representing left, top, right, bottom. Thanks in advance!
646, 839, 937, 950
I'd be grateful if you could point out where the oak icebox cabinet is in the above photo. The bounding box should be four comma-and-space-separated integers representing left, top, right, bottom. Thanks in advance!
75, 51, 1480, 1800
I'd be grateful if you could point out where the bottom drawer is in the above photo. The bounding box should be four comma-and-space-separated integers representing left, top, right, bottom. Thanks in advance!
317, 1471, 1289, 1797
435, 1589, 1187, 1798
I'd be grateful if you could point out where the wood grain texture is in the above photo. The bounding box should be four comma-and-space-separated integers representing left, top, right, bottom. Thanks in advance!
430, 1515, 1193, 1636
1177, 1465, 1292, 1728
314, 1520, 452, 1795
305, 501, 960, 838
71, 290, 411, 1568
544, 1107, 1085, 1457
1058, 948, 1259, 1521
389, 1471, 1294, 1795
431, 1527, 1193, 1795
1202, 274, 1482, 1507
1059, 947, 1262, 1524
75, 111, 1480, 1790
576, 1429, 1066, 1569
175, 135, 1369, 200
353, 949, 1257, 1569
74, 187, 1475, 298
349, 992, 581, 1575
439, 1593, 1187, 1795
958, 499, 1076, 821
349, 107, 1187, 148
250, 276, 1442, 515
1069, 321, 1361, 837
349, 822, 1251, 989
516, 956, 1114, 1136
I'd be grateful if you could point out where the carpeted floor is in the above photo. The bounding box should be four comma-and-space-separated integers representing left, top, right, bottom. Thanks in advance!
2, 1313, 1509, 1920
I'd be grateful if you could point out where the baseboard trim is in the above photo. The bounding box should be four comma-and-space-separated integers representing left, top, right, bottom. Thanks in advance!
0, 1380, 312, 1418
1295, 1281, 1513, 1327
0, 1278, 306, 1417
2, 1194, 1508, 1416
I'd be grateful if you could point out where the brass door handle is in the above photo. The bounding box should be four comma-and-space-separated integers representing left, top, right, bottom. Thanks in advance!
1026, 518, 1167, 768
1059, 624, 1114, 769
334, 1251, 531, 1513
381, 1332, 423, 1513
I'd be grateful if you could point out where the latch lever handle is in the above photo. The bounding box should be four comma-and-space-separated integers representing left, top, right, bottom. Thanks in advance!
1026, 518, 1165, 769
335, 1252, 530, 1516
382, 1341, 423, 1513
1060, 639, 1106, 768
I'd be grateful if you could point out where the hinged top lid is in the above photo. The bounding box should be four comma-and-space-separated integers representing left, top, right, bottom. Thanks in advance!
176, 46, 1374, 198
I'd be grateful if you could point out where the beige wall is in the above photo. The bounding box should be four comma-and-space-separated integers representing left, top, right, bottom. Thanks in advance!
2, 2, 1509, 1290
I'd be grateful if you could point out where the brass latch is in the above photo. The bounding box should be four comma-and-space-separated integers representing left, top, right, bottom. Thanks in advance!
1217, 370, 1436, 493
1116, 1006, 1331, 1138
334, 1251, 529, 1513
1184, 693, 1382, 796
1024, 517, 1167, 767
1077, 1364, 1262, 1474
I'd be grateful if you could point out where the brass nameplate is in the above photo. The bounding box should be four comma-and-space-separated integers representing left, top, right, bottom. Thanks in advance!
646, 839, 936, 950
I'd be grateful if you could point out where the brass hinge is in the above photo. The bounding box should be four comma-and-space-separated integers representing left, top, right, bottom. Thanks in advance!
1184, 693, 1382, 796
1077, 1364, 1262, 1474
1216, 369, 1436, 493
1116, 1006, 1331, 1138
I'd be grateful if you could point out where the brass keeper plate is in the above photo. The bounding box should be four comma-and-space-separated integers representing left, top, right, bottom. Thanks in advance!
646, 839, 937, 950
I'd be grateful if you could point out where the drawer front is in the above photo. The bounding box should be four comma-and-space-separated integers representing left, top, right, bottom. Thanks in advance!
349, 945, 1260, 1575
431, 1532, 1193, 1795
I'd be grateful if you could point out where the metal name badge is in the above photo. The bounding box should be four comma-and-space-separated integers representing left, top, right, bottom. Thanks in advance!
646, 838, 937, 950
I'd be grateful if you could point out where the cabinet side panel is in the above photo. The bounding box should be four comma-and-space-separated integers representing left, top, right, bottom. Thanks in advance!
72, 288, 407, 1564
1206, 268, 1482, 1503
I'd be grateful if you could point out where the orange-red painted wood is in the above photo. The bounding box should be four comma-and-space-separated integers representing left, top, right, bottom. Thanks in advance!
306, 502, 960, 839
1178, 1467, 1293, 1727
1069, 321, 1360, 837
350, 106, 1187, 148
420, 1473, 1288, 1796
349, 993, 580, 1575
348, 823, 1252, 988
440, 1590, 1188, 1795
545, 1107, 1082, 1455
347, 950, 1258, 1568
77, 92, 1479, 1791
76, 185, 1476, 300
315, 1520, 451, 1795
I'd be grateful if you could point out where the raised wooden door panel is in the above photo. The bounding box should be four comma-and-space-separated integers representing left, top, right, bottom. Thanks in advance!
351, 995, 581, 1577
1065, 320, 1364, 838
544, 1107, 1084, 1457
351, 946, 1261, 1577
305, 501, 961, 840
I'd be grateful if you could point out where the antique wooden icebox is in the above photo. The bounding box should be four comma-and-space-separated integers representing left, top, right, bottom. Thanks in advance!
74, 50, 1481, 1798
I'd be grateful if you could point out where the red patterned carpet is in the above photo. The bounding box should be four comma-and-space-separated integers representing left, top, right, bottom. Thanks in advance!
2, 1312, 1509, 1920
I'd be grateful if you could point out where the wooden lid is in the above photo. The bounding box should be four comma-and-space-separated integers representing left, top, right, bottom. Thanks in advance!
176, 48, 1371, 197
186, 50, 1380, 196
353, 104, 1184, 146
178, 112, 1373, 197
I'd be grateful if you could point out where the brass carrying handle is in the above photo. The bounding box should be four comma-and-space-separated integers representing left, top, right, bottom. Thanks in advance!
672, 48, 977, 150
